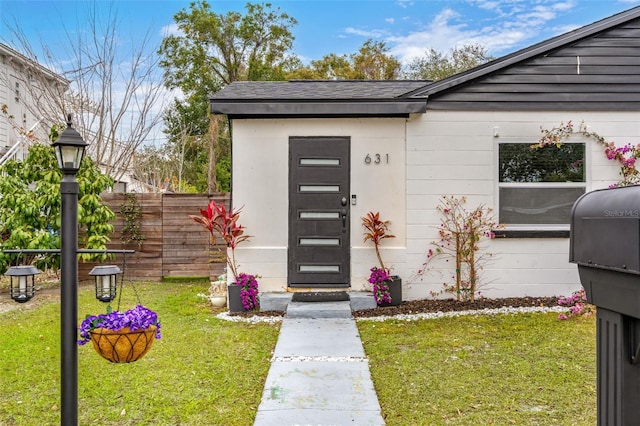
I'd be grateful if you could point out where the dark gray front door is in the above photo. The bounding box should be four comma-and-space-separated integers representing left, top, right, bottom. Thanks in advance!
288, 137, 350, 287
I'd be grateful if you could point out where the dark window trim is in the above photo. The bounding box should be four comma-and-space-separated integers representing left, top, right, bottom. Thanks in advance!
493, 229, 570, 239
497, 140, 586, 230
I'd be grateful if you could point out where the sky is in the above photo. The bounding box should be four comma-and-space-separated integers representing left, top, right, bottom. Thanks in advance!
1, 0, 640, 145
2, 0, 640, 66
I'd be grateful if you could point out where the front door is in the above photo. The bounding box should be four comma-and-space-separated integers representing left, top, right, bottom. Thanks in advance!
288, 137, 350, 288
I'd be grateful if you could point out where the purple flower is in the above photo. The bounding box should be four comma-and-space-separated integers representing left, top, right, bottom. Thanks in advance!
368, 267, 390, 285
557, 289, 593, 320
369, 267, 393, 305
234, 273, 260, 310
77, 305, 161, 345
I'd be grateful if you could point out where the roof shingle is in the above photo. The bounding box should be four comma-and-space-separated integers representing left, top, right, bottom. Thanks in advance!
211, 80, 431, 100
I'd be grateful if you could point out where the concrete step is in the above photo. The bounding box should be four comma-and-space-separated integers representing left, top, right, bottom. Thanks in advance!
291, 291, 349, 302
286, 300, 352, 318
260, 291, 377, 315
260, 292, 292, 312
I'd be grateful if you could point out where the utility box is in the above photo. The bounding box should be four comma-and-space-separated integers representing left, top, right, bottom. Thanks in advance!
571, 185, 640, 425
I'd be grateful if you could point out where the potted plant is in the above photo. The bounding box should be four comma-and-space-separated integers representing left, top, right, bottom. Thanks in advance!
190, 199, 259, 312
232, 272, 260, 311
208, 275, 227, 308
362, 211, 402, 306
77, 304, 162, 363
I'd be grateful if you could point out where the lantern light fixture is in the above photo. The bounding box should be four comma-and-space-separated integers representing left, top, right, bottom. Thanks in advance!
5, 265, 40, 303
89, 265, 121, 303
51, 115, 87, 174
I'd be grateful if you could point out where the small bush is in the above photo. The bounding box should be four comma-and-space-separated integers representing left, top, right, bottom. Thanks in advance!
557, 288, 595, 320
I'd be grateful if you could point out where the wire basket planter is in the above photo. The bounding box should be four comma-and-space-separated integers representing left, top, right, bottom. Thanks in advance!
89, 325, 157, 363
78, 254, 162, 363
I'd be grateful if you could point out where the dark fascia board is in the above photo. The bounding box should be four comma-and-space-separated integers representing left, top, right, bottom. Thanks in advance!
407, 5, 640, 98
210, 99, 428, 118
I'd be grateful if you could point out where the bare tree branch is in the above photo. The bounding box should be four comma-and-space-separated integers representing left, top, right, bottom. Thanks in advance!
1, 2, 168, 182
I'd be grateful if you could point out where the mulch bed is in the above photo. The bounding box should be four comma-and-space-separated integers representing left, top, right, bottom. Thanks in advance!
229, 296, 561, 318
352, 296, 560, 318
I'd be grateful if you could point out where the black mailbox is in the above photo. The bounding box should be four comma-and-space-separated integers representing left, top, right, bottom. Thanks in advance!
571, 185, 640, 425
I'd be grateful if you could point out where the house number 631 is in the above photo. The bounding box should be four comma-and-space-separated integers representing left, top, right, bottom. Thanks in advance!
364, 154, 389, 165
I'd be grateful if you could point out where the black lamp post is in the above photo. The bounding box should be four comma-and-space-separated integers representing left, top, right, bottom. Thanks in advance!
51, 115, 87, 426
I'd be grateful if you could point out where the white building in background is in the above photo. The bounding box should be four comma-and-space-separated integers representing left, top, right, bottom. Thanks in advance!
0, 43, 67, 163
0, 43, 154, 193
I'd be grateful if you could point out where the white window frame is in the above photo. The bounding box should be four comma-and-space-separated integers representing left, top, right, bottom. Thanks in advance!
496, 137, 589, 231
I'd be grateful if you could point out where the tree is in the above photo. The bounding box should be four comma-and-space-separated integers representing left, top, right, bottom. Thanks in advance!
1, 2, 167, 183
134, 97, 229, 193
160, 1, 297, 87
416, 196, 500, 302
351, 40, 401, 80
286, 39, 401, 81
285, 53, 351, 80
0, 141, 115, 274
158, 1, 297, 193
130, 144, 173, 193
404, 44, 493, 81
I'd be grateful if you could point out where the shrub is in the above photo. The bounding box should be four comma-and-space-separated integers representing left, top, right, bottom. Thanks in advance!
557, 288, 594, 320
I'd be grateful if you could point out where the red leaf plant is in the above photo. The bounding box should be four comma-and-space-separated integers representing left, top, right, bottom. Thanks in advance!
190, 199, 251, 282
362, 211, 395, 271
362, 212, 397, 305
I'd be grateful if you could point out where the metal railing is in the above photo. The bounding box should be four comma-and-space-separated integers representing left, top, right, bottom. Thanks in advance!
0, 118, 43, 167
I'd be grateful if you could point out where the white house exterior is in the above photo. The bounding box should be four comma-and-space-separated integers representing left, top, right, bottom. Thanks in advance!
0, 43, 67, 162
0, 43, 155, 193
210, 6, 640, 300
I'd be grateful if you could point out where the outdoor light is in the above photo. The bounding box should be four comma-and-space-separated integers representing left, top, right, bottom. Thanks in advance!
52, 114, 88, 425
51, 115, 87, 173
5, 265, 40, 303
2, 115, 134, 424
89, 265, 121, 303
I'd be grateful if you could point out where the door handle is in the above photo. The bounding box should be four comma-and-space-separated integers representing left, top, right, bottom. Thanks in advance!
341, 196, 347, 206
341, 209, 347, 229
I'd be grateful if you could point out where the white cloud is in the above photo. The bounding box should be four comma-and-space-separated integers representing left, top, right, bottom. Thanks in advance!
552, 1, 577, 11
475, 1, 501, 10
344, 27, 387, 39
161, 23, 181, 37
395, 0, 414, 9
381, 0, 580, 63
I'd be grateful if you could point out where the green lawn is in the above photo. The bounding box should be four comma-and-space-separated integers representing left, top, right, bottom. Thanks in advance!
0, 281, 280, 426
358, 313, 596, 425
1, 282, 597, 425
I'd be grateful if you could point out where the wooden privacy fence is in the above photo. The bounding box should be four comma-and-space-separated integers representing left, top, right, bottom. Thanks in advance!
79, 193, 230, 282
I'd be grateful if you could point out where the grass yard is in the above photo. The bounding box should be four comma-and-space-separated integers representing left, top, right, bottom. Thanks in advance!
358, 313, 596, 425
0, 281, 280, 426
1, 281, 598, 425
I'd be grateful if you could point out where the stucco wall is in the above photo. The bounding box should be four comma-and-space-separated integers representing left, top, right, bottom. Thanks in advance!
231, 111, 631, 299
405, 110, 632, 300
231, 118, 408, 292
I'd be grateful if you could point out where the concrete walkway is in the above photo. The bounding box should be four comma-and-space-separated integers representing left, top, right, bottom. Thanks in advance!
253, 300, 385, 425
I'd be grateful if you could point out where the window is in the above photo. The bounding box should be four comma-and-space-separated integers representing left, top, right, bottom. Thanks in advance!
113, 181, 127, 193
498, 142, 586, 230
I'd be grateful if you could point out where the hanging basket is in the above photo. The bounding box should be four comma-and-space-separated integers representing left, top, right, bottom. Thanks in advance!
90, 325, 157, 363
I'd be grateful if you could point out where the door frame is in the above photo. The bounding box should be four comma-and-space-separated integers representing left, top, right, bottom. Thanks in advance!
288, 136, 351, 288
